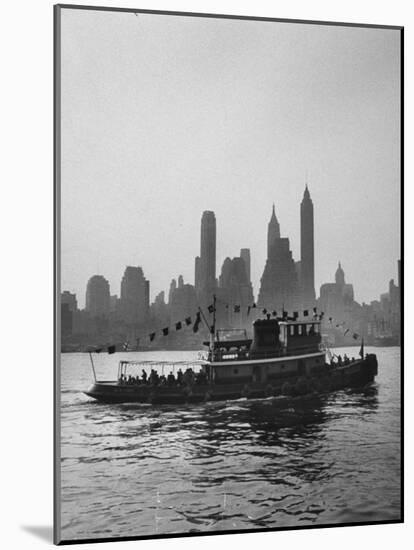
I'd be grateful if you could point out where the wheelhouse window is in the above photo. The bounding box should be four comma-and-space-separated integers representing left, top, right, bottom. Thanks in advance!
279, 325, 288, 346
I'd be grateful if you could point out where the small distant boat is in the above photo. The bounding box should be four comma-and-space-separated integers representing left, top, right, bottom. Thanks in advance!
84, 297, 378, 405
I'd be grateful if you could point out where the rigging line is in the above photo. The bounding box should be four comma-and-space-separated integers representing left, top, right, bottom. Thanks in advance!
198, 306, 210, 330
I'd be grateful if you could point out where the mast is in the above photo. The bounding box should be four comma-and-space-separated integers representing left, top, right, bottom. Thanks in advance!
88, 351, 97, 382
210, 293, 217, 351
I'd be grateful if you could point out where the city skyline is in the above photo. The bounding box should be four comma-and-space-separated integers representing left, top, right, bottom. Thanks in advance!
61, 11, 400, 309
63, 197, 399, 312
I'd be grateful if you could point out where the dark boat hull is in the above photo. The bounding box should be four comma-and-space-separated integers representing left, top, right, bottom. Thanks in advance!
84, 354, 378, 405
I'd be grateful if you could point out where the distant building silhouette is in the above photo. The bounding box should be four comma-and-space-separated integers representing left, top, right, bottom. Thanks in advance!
218, 256, 254, 328
169, 275, 198, 322
267, 204, 280, 258
240, 248, 251, 284
168, 278, 177, 305
195, 211, 217, 305
119, 266, 149, 325
61, 291, 78, 337
319, 262, 355, 323
258, 205, 300, 311
300, 186, 316, 306
85, 275, 110, 318
61, 290, 77, 312
150, 290, 169, 328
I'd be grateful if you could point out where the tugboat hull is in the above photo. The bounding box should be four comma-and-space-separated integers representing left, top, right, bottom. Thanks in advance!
84, 354, 378, 405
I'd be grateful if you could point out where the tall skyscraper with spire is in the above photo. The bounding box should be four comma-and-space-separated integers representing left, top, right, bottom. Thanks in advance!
267, 204, 280, 258
195, 211, 217, 303
300, 185, 316, 306
258, 205, 300, 311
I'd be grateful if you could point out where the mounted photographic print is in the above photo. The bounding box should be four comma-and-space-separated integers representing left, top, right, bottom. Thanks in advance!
54, 4, 403, 545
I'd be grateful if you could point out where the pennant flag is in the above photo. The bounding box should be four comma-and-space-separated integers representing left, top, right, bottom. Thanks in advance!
193, 312, 201, 333
234, 305, 241, 313
162, 327, 169, 336
262, 308, 267, 315
272, 310, 277, 317
252, 303, 257, 308
175, 321, 182, 331
313, 307, 317, 313
344, 329, 350, 336
247, 306, 251, 317
359, 339, 364, 358
210, 324, 215, 334
303, 309, 309, 317
293, 311, 299, 319
185, 316, 192, 326
107, 344, 116, 354
208, 304, 215, 313
352, 333, 359, 340
149, 332, 156, 342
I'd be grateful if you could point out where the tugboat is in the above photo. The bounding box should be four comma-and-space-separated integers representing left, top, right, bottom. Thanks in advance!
84, 298, 378, 404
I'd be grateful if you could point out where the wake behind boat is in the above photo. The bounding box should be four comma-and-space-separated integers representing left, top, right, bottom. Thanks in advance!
84, 297, 378, 404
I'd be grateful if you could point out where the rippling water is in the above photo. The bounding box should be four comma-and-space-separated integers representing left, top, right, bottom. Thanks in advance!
59, 346, 401, 541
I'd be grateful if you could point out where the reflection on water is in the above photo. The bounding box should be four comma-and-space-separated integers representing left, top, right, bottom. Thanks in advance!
59, 347, 400, 541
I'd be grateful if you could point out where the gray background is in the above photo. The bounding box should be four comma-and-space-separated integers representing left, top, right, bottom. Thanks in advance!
60, 10, 401, 306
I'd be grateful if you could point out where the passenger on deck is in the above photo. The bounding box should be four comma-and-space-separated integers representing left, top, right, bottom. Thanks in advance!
149, 369, 159, 386
184, 368, 195, 386
167, 372, 175, 386
119, 373, 125, 384
159, 374, 167, 386
344, 354, 349, 365
177, 368, 183, 385
337, 355, 342, 366
141, 370, 148, 384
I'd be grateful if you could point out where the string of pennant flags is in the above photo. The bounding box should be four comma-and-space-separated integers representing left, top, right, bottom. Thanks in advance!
91, 301, 362, 354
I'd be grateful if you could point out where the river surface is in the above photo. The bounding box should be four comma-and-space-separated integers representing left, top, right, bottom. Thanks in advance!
59, 346, 401, 541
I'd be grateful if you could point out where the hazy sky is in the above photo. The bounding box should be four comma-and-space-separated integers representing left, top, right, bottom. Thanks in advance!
60, 9, 401, 309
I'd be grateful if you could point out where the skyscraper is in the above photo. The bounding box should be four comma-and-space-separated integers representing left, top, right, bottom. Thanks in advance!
85, 275, 110, 318
319, 262, 355, 324
169, 275, 198, 322
61, 291, 78, 312
195, 211, 216, 303
300, 185, 316, 306
267, 204, 280, 258
258, 206, 300, 311
240, 248, 251, 284
119, 266, 149, 325
218, 256, 254, 328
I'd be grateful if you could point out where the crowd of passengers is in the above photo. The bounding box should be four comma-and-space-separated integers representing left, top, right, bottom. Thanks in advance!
330, 353, 356, 366
118, 367, 208, 387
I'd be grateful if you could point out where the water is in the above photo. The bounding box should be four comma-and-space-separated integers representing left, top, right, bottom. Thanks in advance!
59, 347, 401, 541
